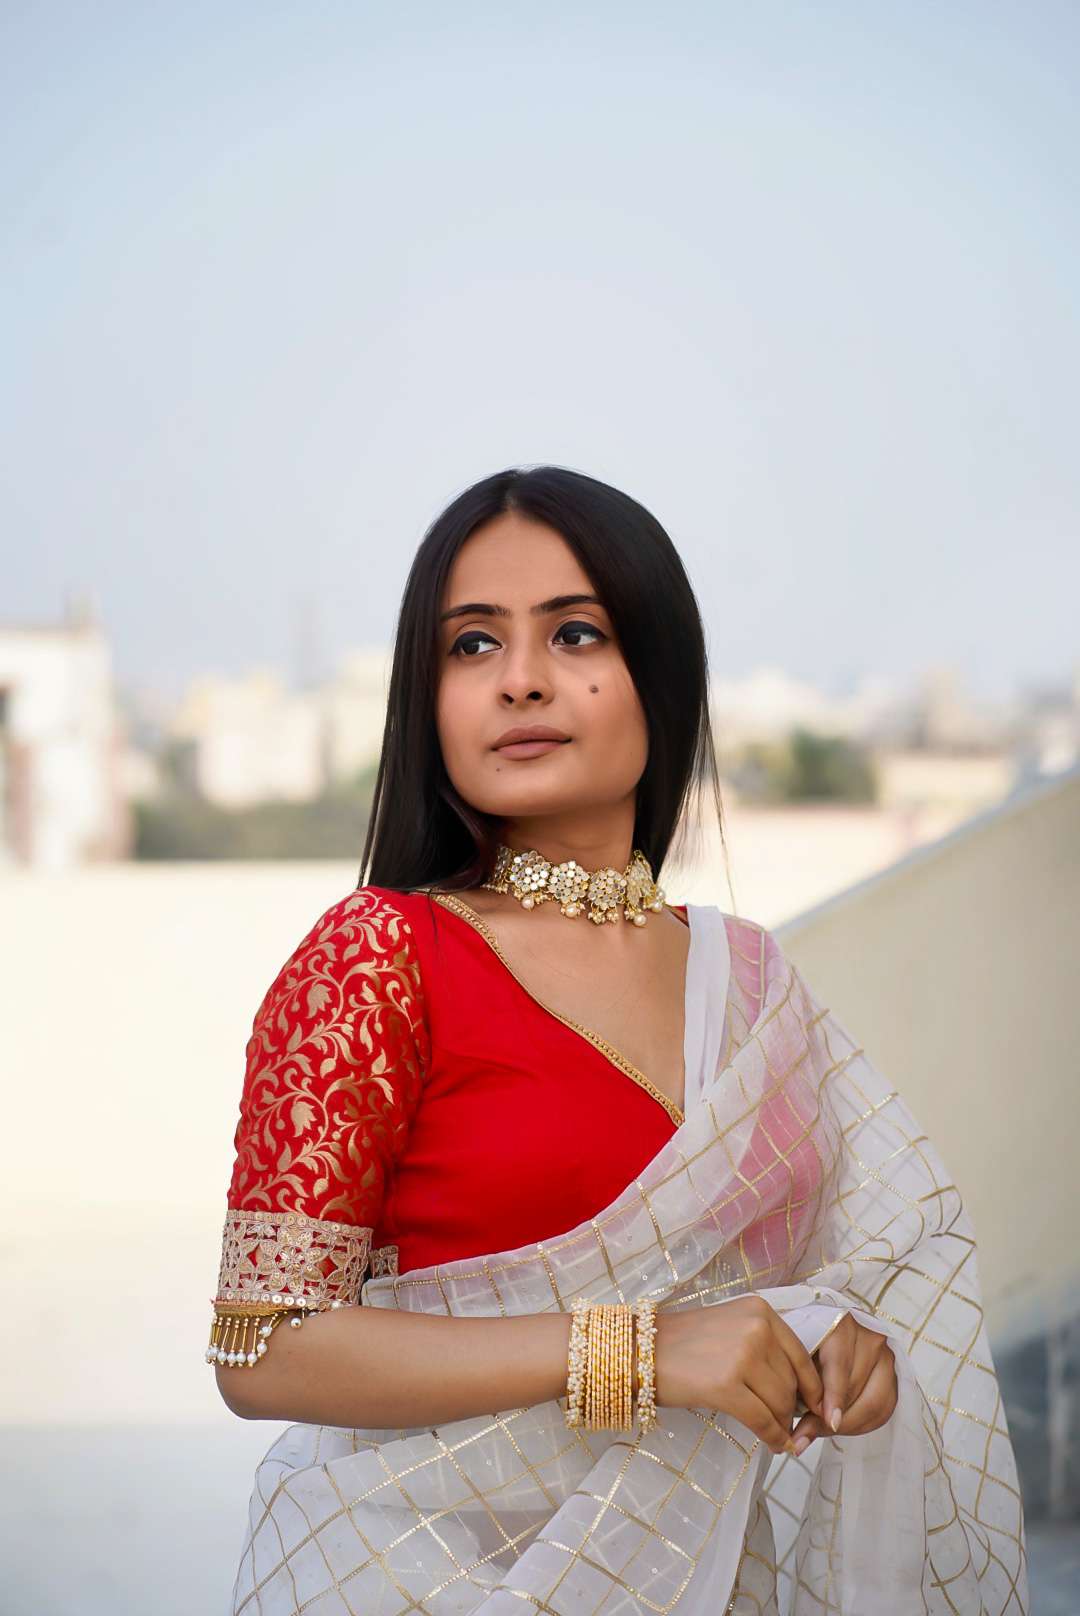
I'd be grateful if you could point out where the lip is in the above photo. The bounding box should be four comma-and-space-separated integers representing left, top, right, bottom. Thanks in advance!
492, 725, 571, 750
494, 738, 570, 759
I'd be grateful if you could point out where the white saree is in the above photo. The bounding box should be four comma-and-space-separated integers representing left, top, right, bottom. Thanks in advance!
227, 904, 1029, 1614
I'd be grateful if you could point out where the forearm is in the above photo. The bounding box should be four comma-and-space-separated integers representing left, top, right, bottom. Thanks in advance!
217, 1305, 575, 1428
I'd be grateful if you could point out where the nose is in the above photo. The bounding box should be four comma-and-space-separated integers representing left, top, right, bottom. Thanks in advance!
498, 637, 554, 705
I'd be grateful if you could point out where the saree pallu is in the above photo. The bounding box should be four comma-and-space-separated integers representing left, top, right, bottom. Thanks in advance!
228, 918, 1029, 1615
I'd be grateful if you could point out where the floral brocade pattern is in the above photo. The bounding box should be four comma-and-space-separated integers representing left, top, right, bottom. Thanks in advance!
224, 887, 429, 1248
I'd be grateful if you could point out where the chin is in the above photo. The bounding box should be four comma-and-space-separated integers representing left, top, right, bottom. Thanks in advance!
472, 790, 573, 819
460, 771, 579, 818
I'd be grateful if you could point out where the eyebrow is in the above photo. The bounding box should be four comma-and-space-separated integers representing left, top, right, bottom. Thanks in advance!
439, 592, 604, 624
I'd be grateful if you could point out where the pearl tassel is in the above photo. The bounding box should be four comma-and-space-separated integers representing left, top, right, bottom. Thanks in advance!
205, 1295, 347, 1367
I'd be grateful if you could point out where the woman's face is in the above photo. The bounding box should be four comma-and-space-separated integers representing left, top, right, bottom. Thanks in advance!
435, 511, 649, 824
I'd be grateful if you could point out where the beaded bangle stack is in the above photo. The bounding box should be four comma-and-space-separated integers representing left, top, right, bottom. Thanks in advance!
565, 1297, 659, 1434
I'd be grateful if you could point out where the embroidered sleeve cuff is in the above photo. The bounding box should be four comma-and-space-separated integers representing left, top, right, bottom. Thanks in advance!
208, 1208, 373, 1368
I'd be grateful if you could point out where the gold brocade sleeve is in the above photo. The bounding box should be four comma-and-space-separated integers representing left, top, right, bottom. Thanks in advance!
208, 888, 428, 1369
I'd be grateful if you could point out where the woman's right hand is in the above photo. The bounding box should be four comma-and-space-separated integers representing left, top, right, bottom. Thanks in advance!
654, 1296, 825, 1455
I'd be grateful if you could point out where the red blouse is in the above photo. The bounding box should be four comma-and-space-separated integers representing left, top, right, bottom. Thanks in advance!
222, 884, 694, 1287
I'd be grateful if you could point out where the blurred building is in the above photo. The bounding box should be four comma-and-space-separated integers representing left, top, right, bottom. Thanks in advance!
873, 748, 1017, 824
710, 662, 1018, 751
706, 660, 1080, 830
170, 671, 326, 808
912, 664, 1004, 749
0, 597, 132, 869
323, 648, 394, 781
1012, 663, 1080, 783
168, 648, 391, 809
709, 665, 884, 744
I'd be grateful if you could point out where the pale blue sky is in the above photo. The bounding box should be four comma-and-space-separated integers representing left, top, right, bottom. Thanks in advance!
2, 1, 1077, 705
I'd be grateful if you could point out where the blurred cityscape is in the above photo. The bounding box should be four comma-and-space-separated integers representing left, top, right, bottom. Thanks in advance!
3, 595, 1078, 871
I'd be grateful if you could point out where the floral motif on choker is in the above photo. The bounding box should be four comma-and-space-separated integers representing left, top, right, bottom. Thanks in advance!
481, 845, 667, 926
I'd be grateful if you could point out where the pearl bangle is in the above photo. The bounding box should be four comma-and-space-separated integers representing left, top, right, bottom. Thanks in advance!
633, 1299, 659, 1434
565, 1298, 590, 1427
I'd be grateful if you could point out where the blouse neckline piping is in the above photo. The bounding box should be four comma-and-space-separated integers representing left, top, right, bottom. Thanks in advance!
428, 890, 687, 1127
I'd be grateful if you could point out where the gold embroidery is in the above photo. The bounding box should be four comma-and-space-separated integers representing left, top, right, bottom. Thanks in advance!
214, 1207, 372, 1307
208, 1208, 372, 1367
809, 1306, 850, 1357
211, 888, 427, 1366
431, 891, 686, 1126
369, 1242, 399, 1278
227, 889, 427, 1224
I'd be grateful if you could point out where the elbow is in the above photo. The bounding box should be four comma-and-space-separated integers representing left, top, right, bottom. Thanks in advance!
215, 1364, 276, 1421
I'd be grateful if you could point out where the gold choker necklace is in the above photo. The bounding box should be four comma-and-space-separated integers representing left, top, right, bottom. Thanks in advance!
481, 845, 667, 926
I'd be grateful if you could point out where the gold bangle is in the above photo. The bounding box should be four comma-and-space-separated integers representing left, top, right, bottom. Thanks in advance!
633, 1299, 658, 1433
578, 1303, 636, 1432
612, 1303, 626, 1429
565, 1298, 589, 1427
587, 1304, 610, 1430
620, 1303, 634, 1428
602, 1305, 617, 1427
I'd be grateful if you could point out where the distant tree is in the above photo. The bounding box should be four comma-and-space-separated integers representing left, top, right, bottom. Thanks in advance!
783, 728, 877, 802
133, 761, 379, 859
727, 740, 792, 804
726, 730, 877, 804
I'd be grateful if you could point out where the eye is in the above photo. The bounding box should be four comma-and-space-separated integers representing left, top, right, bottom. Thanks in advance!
555, 620, 606, 647
449, 630, 500, 658
449, 620, 606, 658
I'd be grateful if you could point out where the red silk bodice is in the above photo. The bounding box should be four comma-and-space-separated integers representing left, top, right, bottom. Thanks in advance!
224, 884, 693, 1275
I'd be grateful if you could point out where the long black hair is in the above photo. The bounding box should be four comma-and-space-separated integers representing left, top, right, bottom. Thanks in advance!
358, 464, 734, 905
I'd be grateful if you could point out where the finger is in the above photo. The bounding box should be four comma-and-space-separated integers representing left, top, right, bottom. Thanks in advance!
837, 1344, 898, 1435
790, 1410, 828, 1453
746, 1355, 802, 1432
791, 1329, 894, 1448
729, 1384, 801, 1457
817, 1318, 856, 1433
844, 1325, 889, 1411
770, 1313, 825, 1418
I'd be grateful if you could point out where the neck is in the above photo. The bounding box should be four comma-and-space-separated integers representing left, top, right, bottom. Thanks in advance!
497, 807, 635, 873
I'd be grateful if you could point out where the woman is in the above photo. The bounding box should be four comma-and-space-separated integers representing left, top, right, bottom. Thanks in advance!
209, 466, 1029, 1614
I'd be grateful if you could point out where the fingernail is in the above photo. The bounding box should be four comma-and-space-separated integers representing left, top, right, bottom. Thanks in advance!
793, 1435, 811, 1455
829, 1408, 842, 1432
784, 1438, 797, 1456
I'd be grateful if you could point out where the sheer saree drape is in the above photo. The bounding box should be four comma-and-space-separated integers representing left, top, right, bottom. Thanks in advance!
227, 908, 1028, 1615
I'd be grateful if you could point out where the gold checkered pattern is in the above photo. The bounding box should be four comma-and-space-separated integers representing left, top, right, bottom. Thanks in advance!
225, 918, 1029, 1614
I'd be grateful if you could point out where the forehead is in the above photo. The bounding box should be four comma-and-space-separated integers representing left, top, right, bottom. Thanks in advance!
441, 513, 594, 602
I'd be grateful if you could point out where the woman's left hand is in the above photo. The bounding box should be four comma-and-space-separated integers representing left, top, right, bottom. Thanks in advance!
790, 1313, 897, 1454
